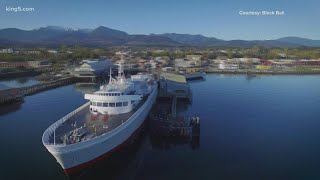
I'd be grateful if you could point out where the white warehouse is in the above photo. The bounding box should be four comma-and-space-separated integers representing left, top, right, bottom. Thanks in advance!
74, 60, 114, 77
219, 63, 239, 70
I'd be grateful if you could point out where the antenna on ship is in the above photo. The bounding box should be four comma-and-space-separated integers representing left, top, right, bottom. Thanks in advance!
117, 52, 125, 84
109, 67, 112, 84
53, 128, 56, 145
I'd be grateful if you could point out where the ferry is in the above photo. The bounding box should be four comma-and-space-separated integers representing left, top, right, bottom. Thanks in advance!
42, 61, 158, 174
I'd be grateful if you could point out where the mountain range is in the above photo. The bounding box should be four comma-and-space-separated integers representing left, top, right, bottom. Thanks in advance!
0, 26, 319, 48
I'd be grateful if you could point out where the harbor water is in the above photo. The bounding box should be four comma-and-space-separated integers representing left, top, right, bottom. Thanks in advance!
0, 77, 39, 90
0, 74, 320, 179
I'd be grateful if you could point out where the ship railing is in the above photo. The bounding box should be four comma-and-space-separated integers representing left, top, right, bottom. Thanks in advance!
42, 101, 90, 145
43, 85, 158, 149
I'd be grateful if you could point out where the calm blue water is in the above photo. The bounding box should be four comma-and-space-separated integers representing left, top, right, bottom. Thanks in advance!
0, 74, 320, 180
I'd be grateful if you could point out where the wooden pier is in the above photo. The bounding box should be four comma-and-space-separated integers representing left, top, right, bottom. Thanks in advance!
0, 77, 78, 105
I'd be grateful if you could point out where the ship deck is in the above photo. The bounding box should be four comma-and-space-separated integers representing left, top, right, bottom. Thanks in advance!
49, 96, 148, 145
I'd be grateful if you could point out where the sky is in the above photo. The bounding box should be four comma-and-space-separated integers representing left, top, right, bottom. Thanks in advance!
0, 0, 319, 40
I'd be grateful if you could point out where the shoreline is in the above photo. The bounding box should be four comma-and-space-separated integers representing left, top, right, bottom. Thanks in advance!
204, 70, 320, 75
0, 71, 42, 80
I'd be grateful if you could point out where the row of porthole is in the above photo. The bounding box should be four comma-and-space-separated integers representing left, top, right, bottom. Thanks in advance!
96, 93, 122, 96
90, 101, 134, 107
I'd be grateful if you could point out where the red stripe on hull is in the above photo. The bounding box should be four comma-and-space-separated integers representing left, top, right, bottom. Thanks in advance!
64, 119, 147, 175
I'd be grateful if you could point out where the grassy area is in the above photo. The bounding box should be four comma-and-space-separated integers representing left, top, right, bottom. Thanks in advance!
294, 66, 320, 73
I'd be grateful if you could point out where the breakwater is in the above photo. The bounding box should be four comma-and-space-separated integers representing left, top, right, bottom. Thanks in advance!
0, 77, 78, 105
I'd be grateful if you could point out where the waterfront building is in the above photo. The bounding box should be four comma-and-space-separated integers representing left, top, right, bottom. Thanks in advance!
27, 60, 52, 68
186, 55, 202, 61
19, 50, 41, 54
278, 53, 287, 58
0, 48, 14, 54
256, 65, 272, 70
74, 60, 114, 77
300, 59, 320, 65
219, 63, 239, 70
174, 59, 198, 69
237, 58, 261, 64
270, 60, 296, 67
0, 62, 29, 68
48, 50, 58, 54
159, 72, 190, 99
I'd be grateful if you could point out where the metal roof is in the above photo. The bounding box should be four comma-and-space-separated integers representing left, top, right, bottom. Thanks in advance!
161, 72, 186, 83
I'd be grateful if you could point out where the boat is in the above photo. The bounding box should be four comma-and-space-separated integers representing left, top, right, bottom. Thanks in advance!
42, 60, 158, 175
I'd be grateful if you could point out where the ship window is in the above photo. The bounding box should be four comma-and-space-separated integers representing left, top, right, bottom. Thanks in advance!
123, 102, 128, 106
90, 101, 92, 105
103, 103, 108, 107
109, 103, 115, 107
116, 102, 122, 107
92, 102, 96, 106
112, 93, 114, 96
131, 100, 135, 104
97, 102, 102, 107
175, 90, 185, 94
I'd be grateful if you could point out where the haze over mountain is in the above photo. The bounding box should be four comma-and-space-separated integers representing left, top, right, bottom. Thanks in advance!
0, 26, 319, 48
276, 37, 320, 47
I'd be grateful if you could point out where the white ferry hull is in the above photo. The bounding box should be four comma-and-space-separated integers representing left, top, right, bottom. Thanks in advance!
43, 86, 158, 174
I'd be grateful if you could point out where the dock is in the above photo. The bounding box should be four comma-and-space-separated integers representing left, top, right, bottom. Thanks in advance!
150, 72, 200, 149
0, 77, 78, 105
149, 100, 200, 149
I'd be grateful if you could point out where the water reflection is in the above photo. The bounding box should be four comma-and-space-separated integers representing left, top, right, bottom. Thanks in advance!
73, 83, 99, 95
0, 101, 23, 116
0, 77, 39, 90
245, 74, 272, 81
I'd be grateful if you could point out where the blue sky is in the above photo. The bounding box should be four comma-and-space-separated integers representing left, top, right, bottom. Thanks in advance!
0, 0, 319, 40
